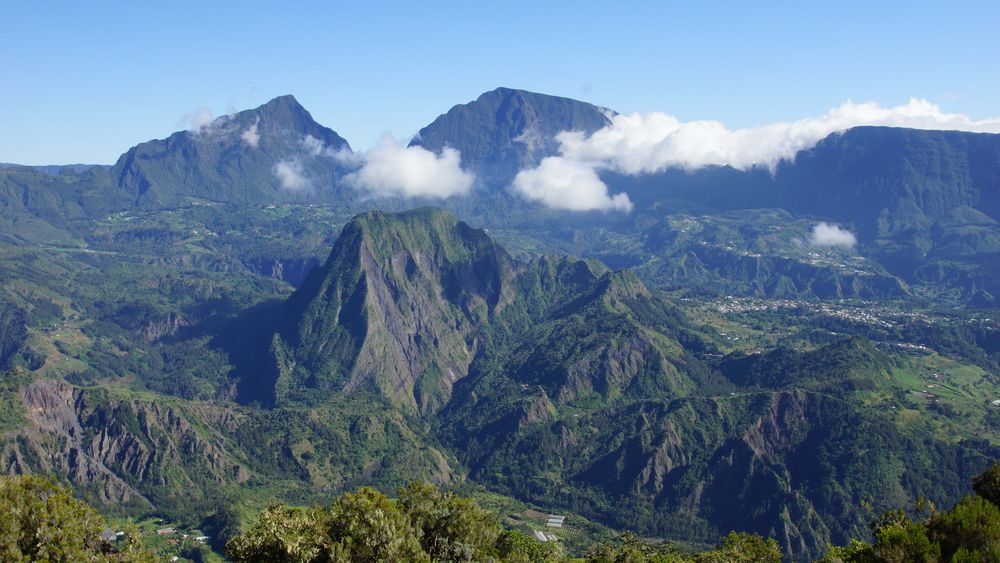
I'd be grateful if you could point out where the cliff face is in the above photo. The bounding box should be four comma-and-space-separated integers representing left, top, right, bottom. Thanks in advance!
2, 379, 247, 508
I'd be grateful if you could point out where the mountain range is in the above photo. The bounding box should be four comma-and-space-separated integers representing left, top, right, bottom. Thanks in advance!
3, 87, 999, 303
1, 88, 999, 560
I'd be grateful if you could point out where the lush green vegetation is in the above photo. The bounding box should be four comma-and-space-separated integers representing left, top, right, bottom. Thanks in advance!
9, 470, 1000, 562
0, 475, 153, 562
1, 207, 997, 561
225, 481, 785, 562
3, 90, 1000, 561
227, 482, 560, 562
821, 464, 1000, 562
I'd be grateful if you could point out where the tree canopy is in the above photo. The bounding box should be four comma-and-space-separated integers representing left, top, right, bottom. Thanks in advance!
823, 463, 1000, 563
0, 475, 152, 562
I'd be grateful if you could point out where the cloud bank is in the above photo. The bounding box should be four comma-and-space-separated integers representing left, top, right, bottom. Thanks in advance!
514, 99, 1000, 212
339, 136, 473, 199
809, 222, 857, 248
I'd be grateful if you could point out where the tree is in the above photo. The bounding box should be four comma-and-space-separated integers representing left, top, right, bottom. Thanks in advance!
397, 481, 501, 562
695, 532, 782, 563
0, 474, 105, 561
327, 487, 427, 562
495, 529, 562, 563
203, 502, 244, 552
586, 531, 686, 562
0, 474, 153, 562
971, 463, 1000, 507
225, 504, 329, 563
823, 463, 1000, 562
927, 495, 1000, 561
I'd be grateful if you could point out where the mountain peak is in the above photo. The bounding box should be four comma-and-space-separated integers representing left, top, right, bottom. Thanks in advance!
260, 93, 301, 107
268, 208, 514, 412
477, 86, 608, 110
251, 94, 311, 123
109, 94, 349, 207
411, 87, 613, 187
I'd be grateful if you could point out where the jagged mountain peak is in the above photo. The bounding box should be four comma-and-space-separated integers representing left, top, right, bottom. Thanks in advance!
261, 208, 678, 415
269, 208, 515, 413
243, 95, 343, 143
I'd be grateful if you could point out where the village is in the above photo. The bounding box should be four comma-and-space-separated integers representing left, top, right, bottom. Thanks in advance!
101, 517, 213, 562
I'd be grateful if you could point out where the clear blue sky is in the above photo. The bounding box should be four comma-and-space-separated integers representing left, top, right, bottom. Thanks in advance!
2, 0, 998, 165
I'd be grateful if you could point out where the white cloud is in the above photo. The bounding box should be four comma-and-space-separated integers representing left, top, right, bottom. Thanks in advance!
513, 127, 544, 154
514, 99, 1000, 211
273, 159, 311, 191
340, 136, 473, 199
182, 107, 216, 134
302, 134, 326, 156
809, 222, 857, 248
180, 107, 243, 139
241, 118, 260, 147
559, 99, 1000, 174
512, 156, 633, 212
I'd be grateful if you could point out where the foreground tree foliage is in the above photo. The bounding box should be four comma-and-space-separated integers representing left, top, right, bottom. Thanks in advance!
7, 468, 998, 562
823, 463, 1000, 563
0, 475, 153, 562
226, 484, 558, 563
226, 483, 781, 563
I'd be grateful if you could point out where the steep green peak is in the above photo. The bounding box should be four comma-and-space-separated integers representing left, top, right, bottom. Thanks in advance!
107, 93, 350, 207
344, 207, 494, 258
319, 208, 516, 298
350, 207, 461, 233
271, 207, 516, 411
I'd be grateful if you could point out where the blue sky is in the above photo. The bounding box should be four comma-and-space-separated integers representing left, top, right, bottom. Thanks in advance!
2, 0, 998, 165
